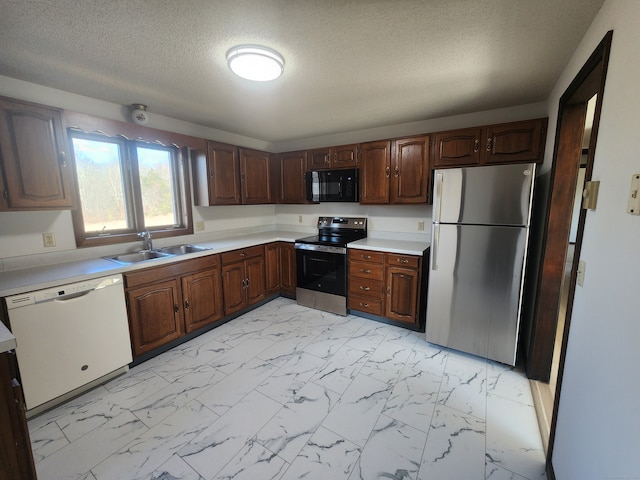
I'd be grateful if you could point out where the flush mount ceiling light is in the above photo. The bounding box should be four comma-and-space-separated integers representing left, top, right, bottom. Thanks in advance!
226, 45, 284, 82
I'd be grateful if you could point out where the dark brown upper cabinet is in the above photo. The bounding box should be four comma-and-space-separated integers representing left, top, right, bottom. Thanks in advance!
360, 136, 430, 205
307, 144, 358, 170
0, 96, 76, 210
391, 135, 430, 204
193, 141, 241, 206
239, 148, 271, 204
359, 140, 392, 204
433, 118, 547, 168
273, 150, 308, 204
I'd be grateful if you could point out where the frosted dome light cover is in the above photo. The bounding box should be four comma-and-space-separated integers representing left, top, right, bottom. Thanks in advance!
226, 45, 284, 82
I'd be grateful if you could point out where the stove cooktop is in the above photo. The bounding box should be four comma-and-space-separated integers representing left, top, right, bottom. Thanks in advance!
295, 216, 367, 247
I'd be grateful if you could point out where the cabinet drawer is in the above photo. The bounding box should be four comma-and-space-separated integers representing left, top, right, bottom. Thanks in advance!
221, 245, 264, 264
348, 249, 384, 263
348, 277, 383, 298
348, 294, 383, 316
349, 261, 385, 281
386, 254, 420, 269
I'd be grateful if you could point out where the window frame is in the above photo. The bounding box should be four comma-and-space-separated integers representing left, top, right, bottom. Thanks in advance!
69, 129, 193, 248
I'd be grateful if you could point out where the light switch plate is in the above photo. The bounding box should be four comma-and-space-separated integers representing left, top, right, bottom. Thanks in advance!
577, 260, 586, 287
627, 173, 640, 215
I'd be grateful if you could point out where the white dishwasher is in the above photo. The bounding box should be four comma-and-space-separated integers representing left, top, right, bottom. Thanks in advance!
5, 274, 133, 413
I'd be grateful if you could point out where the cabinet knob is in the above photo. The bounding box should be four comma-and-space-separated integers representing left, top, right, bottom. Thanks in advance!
394, 166, 399, 177
359, 285, 371, 291
359, 302, 370, 308
174, 304, 179, 314
385, 167, 390, 178
486, 138, 493, 152
59, 151, 67, 167
184, 299, 190, 310
473, 139, 480, 153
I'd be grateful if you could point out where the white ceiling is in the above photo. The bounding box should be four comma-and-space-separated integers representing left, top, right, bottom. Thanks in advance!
0, 0, 604, 145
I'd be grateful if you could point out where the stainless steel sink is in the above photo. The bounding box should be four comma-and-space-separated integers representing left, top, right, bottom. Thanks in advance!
157, 244, 210, 255
104, 250, 175, 265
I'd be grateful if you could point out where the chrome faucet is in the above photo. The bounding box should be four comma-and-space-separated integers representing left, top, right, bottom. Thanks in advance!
138, 231, 153, 251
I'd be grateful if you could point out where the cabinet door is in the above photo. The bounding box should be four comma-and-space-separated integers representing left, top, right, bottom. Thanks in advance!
127, 279, 184, 357
265, 242, 281, 295
278, 151, 307, 203
222, 262, 246, 315
330, 144, 359, 168
280, 242, 297, 297
245, 255, 266, 306
483, 119, 546, 164
433, 128, 482, 168
385, 266, 419, 324
308, 147, 331, 170
392, 136, 430, 204
0, 97, 75, 210
206, 141, 240, 205
182, 268, 223, 333
359, 140, 391, 204
240, 148, 271, 204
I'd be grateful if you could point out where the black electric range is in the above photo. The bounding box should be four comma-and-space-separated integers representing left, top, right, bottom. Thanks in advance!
294, 217, 367, 315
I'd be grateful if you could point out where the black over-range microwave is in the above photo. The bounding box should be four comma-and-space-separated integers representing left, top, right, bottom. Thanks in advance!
306, 168, 359, 202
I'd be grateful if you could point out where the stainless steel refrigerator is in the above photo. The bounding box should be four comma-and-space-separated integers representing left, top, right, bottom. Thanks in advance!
425, 162, 536, 365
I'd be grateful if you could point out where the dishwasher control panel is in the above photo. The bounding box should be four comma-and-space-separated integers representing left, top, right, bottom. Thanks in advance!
5, 275, 123, 309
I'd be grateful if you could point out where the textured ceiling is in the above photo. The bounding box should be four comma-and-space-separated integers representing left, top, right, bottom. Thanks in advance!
0, 0, 604, 144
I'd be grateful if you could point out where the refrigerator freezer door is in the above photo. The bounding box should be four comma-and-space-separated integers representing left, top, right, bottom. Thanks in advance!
433, 163, 535, 226
426, 223, 528, 365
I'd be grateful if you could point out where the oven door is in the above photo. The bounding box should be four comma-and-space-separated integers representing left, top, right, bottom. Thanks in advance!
295, 244, 346, 296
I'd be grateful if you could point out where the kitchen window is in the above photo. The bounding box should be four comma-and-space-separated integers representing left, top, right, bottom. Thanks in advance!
69, 131, 193, 247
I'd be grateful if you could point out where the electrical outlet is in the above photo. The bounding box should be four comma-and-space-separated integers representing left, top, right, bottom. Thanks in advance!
418, 221, 425, 231
43, 232, 56, 247
298, 215, 303, 224
195, 221, 205, 232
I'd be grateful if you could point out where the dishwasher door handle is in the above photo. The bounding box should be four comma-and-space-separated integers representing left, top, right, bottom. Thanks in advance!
52, 289, 94, 303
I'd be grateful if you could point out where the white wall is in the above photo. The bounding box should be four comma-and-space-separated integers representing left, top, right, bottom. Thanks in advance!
546, 1, 640, 478
0, 77, 543, 269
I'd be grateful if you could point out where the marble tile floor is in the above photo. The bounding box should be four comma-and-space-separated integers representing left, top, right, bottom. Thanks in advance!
28, 297, 547, 480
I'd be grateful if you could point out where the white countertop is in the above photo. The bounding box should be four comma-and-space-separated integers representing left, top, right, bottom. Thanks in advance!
0, 230, 429, 298
0, 230, 302, 298
0, 323, 16, 353
349, 238, 429, 256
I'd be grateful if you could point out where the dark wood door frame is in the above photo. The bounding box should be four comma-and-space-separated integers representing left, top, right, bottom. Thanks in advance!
523, 30, 613, 480
527, 30, 612, 382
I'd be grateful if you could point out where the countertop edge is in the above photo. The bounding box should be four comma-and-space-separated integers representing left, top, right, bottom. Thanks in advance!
0, 323, 16, 353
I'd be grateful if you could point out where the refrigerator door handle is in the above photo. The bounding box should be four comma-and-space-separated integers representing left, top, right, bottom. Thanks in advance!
434, 173, 444, 222
432, 223, 440, 271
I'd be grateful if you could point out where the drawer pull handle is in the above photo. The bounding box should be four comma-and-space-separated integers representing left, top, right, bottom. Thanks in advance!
398, 259, 409, 264
184, 299, 190, 310
174, 304, 179, 314
360, 269, 371, 273
362, 255, 371, 259
359, 285, 371, 291
240, 252, 246, 257
359, 302, 370, 308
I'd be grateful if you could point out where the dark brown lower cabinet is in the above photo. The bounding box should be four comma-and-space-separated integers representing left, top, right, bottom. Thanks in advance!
0, 350, 37, 480
265, 242, 296, 298
221, 245, 266, 315
348, 249, 423, 327
124, 255, 223, 358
